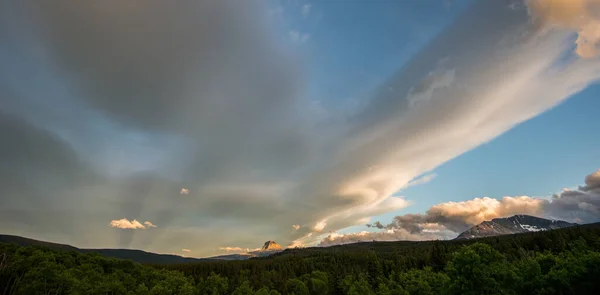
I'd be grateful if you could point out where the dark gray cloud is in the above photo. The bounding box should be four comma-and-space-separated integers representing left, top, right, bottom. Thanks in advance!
0, 111, 95, 208
543, 170, 600, 222
20, 0, 303, 132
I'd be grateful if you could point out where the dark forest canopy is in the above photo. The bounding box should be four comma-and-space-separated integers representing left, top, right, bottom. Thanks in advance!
2, 223, 600, 294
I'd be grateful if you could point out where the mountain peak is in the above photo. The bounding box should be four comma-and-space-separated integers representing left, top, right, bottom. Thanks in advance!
455, 215, 575, 240
261, 240, 283, 251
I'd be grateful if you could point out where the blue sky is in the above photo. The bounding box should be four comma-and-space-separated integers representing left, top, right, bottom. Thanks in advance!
272, 0, 470, 108
1, 0, 600, 256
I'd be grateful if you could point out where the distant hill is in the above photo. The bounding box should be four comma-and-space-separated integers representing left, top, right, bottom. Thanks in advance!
207, 253, 255, 260
0, 234, 285, 263
455, 215, 575, 240
207, 240, 284, 260
0, 234, 210, 264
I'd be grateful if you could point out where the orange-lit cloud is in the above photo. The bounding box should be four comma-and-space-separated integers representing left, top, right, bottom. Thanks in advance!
109, 218, 157, 230
527, 0, 600, 58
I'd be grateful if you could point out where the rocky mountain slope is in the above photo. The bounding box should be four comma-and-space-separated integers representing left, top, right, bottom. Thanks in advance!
261, 240, 283, 251
455, 215, 575, 240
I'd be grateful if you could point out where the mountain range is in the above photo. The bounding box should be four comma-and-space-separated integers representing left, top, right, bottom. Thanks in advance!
455, 215, 575, 240
0, 216, 577, 264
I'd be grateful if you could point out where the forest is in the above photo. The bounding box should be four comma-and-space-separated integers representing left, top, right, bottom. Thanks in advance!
2, 223, 600, 295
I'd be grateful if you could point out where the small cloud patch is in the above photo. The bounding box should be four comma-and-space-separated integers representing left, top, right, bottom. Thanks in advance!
109, 218, 157, 230
143, 221, 157, 228
314, 220, 327, 232
289, 30, 310, 43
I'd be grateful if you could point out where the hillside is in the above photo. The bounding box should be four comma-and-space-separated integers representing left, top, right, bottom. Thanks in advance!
207, 241, 284, 260
0, 234, 209, 264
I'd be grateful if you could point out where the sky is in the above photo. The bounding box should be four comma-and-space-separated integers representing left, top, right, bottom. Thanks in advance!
1, 0, 599, 257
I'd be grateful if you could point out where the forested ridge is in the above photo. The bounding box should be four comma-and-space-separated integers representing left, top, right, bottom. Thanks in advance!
2, 223, 600, 295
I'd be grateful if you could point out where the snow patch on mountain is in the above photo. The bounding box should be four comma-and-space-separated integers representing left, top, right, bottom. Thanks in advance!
455, 215, 575, 240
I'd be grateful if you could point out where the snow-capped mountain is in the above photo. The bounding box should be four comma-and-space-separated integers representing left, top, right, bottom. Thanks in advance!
455, 215, 575, 240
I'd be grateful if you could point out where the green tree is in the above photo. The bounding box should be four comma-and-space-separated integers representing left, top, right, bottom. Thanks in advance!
446, 243, 517, 295
285, 278, 309, 295
203, 272, 229, 295
232, 280, 254, 295
395, 267, 449, 295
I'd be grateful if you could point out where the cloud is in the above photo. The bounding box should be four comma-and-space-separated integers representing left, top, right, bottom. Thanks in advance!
143, 221, 157, 228
314, 221, 327, 232
406, 173, 438, 188
297, 0, 600, 247
544, 169, 600, 220
179, 188, 189, 195
319, 228, 455, 247
293, 224, 301, 230
327, 169, 600, 246
583, 169, 600, 191
379, 196, 546, 234
301, 4, 311, 17
218, 246, 245, 253
289, 30, 311, 43
1, 0, 600, 256
182, 248, 191, 253
288, 240, 305, 248
109, 218, 157, 230
526, 0, 600, 58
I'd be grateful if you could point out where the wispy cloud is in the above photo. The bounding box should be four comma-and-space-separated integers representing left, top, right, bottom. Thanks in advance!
218, 246, 244, 252
406, 173, 438, 188
289, 30, 310, 43
182, 248, 191, 253
292, 224, 301, 230
301, 4, 311, 17
143, 221, 157, 228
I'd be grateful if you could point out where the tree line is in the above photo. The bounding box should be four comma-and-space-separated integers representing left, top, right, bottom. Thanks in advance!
2, 223, 600, 294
